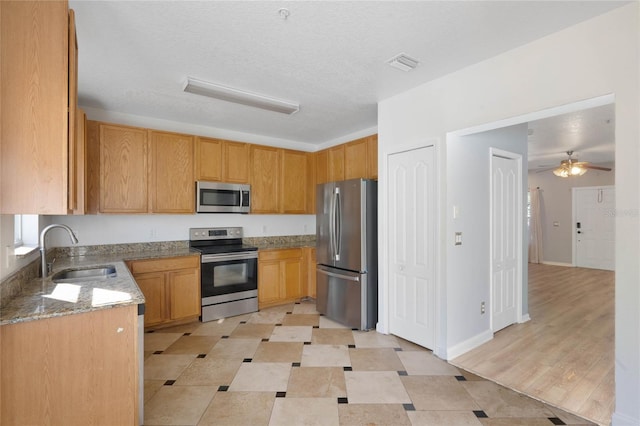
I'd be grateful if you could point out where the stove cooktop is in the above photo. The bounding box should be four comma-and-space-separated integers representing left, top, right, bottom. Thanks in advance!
189, 227, 257, 255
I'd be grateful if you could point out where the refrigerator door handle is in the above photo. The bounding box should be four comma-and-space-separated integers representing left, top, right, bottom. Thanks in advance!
329, 188, 336, 260
317, 267, 360, 282
335, 188, 341, 261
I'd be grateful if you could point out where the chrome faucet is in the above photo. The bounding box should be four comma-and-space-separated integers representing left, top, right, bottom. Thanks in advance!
40, 224, 79, 277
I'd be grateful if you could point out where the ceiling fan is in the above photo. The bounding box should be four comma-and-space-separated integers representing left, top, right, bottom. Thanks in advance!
550, 150, 612, 178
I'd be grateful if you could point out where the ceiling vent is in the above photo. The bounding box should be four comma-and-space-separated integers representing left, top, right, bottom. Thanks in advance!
387, 53, 419, 72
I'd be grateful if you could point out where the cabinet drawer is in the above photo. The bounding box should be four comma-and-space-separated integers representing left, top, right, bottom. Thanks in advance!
129, 255, 199, 274
258, 248, 303, 261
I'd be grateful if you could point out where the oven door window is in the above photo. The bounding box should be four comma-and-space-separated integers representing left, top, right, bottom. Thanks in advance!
201, 257, 257, 298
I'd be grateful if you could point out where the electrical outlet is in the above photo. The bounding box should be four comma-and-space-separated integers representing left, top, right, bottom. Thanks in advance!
481, 301, 486, 314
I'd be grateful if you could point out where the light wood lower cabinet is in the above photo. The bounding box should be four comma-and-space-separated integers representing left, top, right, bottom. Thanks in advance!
258, 248, 304, 308
304, 247, 317, 299
128, 256, 200, 328
1, 305, 139, 425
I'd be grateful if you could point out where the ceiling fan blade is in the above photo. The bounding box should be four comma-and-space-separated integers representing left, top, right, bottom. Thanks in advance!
534, 167, 556, 173
582, 164, 612, 171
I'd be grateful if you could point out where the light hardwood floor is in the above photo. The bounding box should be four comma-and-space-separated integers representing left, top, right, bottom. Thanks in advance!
451, 263, 614, 426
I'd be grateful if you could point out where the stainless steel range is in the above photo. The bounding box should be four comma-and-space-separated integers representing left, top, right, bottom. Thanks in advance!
189, 227, 258, 322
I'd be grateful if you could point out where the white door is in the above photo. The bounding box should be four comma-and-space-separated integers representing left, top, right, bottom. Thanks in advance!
573, 186, 615, 271
491, 154, 520, 333
388, 146, 436, 349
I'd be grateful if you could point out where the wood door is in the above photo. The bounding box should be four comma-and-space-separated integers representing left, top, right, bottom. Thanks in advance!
388, 146, 436, 349
85, 120, 101, 213
315, 150, 329, 185
328, 145, 345, 182
168, 268, 201, 320
223, 141, 250, 183
67, 9, 79, 212
149, 130, 194, 213
0, 1, 70, 214
344, 137, 367, 179
491, 154, 520, 333
251, 145, 281, 213
1, 305, 138, 425
367, 135, 378, 179
258, 259, 283, 305
573, 186, 615, 271
282, 150, 307, 214
306, 153, 317, 214
71, 108, 87, 215
100, 124, 148, 213
134, 272, 166, 327
195, 137, 223, 181
284, 257, 303, 299
306, 248, 317, 298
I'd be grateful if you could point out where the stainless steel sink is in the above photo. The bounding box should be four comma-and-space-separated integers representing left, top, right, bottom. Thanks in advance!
51, 265, 117, 282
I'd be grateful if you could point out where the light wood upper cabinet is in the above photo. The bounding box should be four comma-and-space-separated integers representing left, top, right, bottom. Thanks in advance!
250, 145, 281, 213
306, 153, 317, 214
315, 150, 329, 185
0, 1, 82, 214
85, 120, 101, 214
195, 138, 249, 184
149, 130, 194, 213
195, 137, 223, 181
328, 145, 345, 182
223, 141, 250, 183
100, 124, 149, 213
282, 150, 307, 214
344, 137, 368, 180
70, 108, 87, 215
367, 134, 378, 179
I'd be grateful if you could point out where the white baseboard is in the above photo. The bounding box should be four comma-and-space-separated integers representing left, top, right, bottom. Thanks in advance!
519, 314, 531, 323
445, 329, 493, 361
612, 411, 639, 426
540, 261, 573, 267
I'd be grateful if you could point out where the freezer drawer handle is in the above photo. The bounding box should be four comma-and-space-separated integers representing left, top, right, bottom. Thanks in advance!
317, 268, 360, 282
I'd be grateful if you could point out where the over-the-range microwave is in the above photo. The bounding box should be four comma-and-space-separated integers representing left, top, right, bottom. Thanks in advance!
196, 181, 250, 213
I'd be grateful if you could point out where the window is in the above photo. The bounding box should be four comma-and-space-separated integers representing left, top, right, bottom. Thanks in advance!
13, 214, 39, 256
14, 215, 23, 247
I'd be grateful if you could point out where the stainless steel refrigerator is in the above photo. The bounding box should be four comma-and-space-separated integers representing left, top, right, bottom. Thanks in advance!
316, 178, 377, 330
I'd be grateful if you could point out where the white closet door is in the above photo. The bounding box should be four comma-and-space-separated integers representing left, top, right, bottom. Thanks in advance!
388, 146, 436, 349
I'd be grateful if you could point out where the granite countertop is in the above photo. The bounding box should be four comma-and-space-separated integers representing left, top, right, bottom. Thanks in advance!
246, 235, 316, 250
0, 236, 314, 326
0, 248, 199, 326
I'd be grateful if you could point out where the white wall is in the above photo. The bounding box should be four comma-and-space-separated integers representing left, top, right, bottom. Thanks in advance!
528, 164, 615, 265
0, 214, 43, 281
44, 214, 315, 247
378, 4, 639, 425
446, 124, 528, 350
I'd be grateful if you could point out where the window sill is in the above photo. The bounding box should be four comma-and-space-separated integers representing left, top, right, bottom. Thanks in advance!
15, 246, 38, 258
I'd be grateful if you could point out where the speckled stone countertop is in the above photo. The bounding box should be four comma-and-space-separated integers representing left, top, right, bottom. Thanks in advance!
245, 235, 316, 250
0, 245, 198, 326
0, 237, 313, 326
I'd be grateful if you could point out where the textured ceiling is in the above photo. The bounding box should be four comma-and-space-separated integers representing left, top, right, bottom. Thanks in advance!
528, 104, 615, 170
70, 1, 626, 147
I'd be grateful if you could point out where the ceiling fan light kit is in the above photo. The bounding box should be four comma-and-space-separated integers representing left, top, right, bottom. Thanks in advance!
551, 150, 611, 178
183, 77, 300, 115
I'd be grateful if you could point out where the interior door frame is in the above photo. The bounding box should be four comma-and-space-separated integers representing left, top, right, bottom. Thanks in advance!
571, 185, 615, 268
489, 147, 524, 331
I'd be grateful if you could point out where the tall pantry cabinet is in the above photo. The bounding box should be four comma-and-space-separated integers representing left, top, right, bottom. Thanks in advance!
1, 1, 83, 214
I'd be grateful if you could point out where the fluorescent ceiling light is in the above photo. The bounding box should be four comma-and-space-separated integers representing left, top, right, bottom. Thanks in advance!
183, 77, 299, 115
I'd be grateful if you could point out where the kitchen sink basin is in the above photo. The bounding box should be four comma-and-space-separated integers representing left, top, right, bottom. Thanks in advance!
51, 265, 117, 282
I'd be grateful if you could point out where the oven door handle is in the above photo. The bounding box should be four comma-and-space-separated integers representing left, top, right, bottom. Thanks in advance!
201, 252, 258, 263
